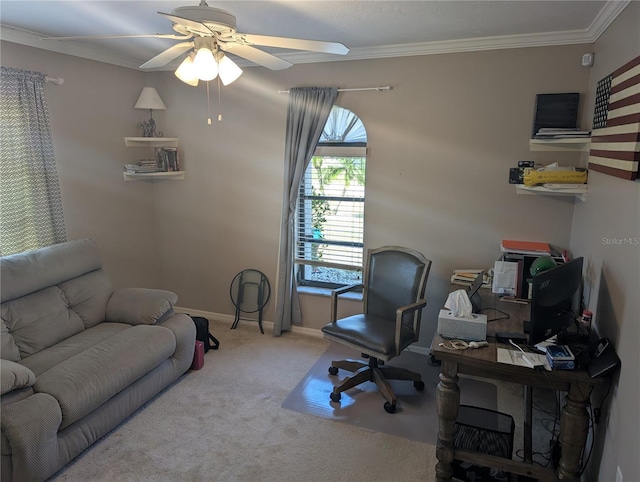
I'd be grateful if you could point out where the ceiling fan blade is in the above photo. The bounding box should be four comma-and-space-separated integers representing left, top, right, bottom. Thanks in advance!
41, 34, 192, 41
240, 34, 349, 55
158, 11, 214, 36
140, 41, 194, 69
223, 44, 292, 70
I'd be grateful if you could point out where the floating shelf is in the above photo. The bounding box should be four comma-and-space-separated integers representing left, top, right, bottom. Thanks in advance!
123, 171, 185, 181
516, 185, 587, 201
529, 138, 590, 152
124, 137, 179, 148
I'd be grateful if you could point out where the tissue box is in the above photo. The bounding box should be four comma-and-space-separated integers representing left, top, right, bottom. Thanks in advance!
437, 309, 487, 341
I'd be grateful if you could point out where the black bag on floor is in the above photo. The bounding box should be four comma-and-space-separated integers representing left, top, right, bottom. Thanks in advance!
190, 316, 220, 352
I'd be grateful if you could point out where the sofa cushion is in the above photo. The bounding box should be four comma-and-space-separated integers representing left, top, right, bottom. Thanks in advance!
18, 323, 130, 377
34, 324, 176, 429
1, 287, 84, 358
59, 270, 113, 329
0, 238, 102, 304
1, 319, 20, 362
106, 288, 178, 325
1, 360, 36, 395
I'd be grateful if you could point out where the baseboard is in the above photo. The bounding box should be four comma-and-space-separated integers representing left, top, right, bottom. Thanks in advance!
174, 306, 324, 339
175, 307, 431, 350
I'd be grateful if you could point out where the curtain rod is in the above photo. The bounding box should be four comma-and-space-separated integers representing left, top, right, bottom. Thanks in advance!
45, 76, 64, 85
278, 86, 392, 94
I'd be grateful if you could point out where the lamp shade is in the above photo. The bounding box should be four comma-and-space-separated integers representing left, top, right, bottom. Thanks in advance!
193, 47, 218, 81
175, 54, 199, 86
216, 52, 243, 86
134, 87, 166, 110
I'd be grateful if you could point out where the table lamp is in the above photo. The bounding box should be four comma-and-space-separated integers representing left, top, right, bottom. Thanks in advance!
134, 87, 166, 137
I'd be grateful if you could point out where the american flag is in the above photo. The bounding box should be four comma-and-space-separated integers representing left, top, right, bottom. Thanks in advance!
588, 55, 640, 180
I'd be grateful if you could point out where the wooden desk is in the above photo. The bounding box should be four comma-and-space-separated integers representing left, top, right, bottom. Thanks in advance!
431, 291, 602, 481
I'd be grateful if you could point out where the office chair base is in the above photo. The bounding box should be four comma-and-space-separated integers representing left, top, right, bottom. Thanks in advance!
328, 357, 423, 412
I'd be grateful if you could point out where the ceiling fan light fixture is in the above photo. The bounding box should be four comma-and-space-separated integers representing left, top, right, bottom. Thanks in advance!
175, 53, 199, 86
215, 51, 243, 85
193, 47, 218, 81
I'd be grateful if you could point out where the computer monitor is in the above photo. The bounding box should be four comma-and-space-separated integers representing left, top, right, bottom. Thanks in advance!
532, 93, 579, 137
527, 257, 583, 346
466, 270, 484, 313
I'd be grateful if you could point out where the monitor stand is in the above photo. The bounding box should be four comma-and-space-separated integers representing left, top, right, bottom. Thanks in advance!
470, 293, 482, 314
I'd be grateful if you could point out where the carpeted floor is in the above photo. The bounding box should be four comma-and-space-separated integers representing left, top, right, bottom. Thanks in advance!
282, 343, 498, 445
50, 320, 439, 482
48, 318, 559, 481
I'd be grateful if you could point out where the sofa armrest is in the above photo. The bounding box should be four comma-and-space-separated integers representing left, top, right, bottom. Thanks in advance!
106, 288, 178, 325
1, 392, 62, 481
158, 313, 197, 374
1, 361, 36, 396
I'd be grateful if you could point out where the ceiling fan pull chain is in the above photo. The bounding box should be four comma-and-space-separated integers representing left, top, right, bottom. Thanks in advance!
206, 81, 212, 125
217, 76, 223, 122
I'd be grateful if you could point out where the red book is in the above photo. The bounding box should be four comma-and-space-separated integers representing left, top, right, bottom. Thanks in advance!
501, 240, 551, 255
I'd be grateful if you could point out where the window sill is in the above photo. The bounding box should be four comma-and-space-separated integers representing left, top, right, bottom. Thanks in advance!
297, 285, 363, 301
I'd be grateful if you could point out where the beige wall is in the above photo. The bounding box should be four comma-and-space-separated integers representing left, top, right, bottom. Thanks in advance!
571, 2, 640, 480
0, 42, 162, 288
151, 44, 590, 340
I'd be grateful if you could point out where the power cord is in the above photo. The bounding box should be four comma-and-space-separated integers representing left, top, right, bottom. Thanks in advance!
439, 339, 489, 350
508, 339, 539, 368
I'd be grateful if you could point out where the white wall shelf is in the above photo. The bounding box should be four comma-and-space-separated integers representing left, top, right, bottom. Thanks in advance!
124, 137, 183, 181
529, 138, 590, 152
124, 171, 185, 181
516, 185, 587, 201
124, 137, 179, 148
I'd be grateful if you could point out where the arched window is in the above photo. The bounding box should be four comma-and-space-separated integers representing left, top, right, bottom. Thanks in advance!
296, 106, 367, 288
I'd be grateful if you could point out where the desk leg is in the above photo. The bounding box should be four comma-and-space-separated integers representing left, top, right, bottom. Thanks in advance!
435, 360, 460, 482
557, 382, 592, 481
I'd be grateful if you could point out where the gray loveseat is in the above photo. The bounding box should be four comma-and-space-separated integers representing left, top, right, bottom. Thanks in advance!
0, 239, 196, 481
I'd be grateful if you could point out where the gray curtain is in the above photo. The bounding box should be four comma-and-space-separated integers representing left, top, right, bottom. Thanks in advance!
0, 67, 66, 256
273, 87, 338, 336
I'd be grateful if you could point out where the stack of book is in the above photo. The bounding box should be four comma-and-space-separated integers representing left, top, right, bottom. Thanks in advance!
124, 159, 165, 174
156, 147, 181, 172
450, 269, 492, 288
500, 240, 552, 257
533, 128, 591, 138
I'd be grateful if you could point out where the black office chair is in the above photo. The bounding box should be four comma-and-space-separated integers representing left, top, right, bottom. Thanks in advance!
321, 246, 432, 413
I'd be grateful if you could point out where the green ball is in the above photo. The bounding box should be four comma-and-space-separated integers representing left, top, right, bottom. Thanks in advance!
530, 256, 557, 276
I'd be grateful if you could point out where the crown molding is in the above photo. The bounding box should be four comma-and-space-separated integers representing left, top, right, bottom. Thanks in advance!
587, 0, 631, 40
0, 1, 630, 71
0, 25, 143, 70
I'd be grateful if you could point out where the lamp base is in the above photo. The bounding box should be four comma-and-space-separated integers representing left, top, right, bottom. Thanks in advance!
138, 118, 163, 138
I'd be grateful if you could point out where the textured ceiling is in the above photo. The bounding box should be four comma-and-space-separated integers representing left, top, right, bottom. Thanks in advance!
0, 1, 630, 70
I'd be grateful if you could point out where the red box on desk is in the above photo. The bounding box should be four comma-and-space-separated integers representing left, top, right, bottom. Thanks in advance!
191, 340, 204, 370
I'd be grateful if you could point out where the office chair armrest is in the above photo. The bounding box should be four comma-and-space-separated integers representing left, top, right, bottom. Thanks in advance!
395, 299, 427, 318
394, 298, 427, 355
332, 283, 364, 296
330, 283, 364, 322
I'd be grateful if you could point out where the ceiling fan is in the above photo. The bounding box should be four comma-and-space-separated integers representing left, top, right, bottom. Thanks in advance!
43, 0, 350, 73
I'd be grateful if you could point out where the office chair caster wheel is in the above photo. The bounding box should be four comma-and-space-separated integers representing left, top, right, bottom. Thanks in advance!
414, 380, 425, 390
328, 366, 339, 376
330, 392, 341, 403
384, 402, 396, 413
